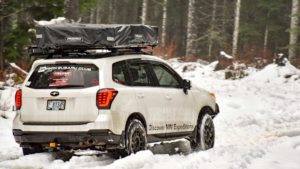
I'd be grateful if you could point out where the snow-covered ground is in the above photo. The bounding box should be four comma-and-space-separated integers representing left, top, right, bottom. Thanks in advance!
0, 61, 300, 169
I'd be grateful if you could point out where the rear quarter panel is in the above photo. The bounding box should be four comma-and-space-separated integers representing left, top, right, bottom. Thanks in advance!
100, 58, 144, 134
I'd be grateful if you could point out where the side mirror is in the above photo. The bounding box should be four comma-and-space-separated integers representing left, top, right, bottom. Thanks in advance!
183, 79, 191, 94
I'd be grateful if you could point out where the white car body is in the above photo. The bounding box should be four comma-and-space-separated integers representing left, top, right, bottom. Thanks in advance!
13, 54, 219, 151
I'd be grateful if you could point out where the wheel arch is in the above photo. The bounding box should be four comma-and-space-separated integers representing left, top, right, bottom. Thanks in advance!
125, 112, 147, 132
197, 106, 214, 122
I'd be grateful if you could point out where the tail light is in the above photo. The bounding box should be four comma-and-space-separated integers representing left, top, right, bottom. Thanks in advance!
15, 89, 22, 110
96, 89, 118, 109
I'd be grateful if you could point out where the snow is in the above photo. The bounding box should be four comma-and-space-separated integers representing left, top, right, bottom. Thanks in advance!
1, 60, 300, 169
168, 58, 223, 79
9, 63, 28, 75
220, 51, 233, 59
0, 87, 17, 114
35, 17, 67, 26
246, 61, 300, 82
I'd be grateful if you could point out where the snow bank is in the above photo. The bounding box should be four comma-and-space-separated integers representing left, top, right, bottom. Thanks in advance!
0, 111, 21, 163
0, 61, 300, 169
0, 87, 17, 113
249, 136, 300, 169
168, 58, 223, 79
246, 61, 300, 82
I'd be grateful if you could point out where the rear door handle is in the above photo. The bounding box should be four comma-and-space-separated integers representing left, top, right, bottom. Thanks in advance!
165, 95, 172, 100
137, 93, 144, 99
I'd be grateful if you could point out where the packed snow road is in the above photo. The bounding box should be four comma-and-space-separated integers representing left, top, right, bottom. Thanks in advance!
0, 62, 300, 169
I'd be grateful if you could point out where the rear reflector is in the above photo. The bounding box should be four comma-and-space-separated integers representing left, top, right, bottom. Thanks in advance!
49, 142, 56, 148
96, 89, 118, 109
15, 89, 22, 110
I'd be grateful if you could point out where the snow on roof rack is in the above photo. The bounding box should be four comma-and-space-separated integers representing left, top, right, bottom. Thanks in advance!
29, 24, 158, 57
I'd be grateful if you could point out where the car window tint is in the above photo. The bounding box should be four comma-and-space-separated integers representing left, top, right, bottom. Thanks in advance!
112, 61, 130, 85
128, 62, 153, 86
152, 64, 180, 88
27, 64, 99, 89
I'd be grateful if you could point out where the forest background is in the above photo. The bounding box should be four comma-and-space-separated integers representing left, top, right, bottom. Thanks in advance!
0, 0, 299, 79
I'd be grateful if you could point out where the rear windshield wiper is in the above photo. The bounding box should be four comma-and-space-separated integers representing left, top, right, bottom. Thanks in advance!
55, 85, 85, 89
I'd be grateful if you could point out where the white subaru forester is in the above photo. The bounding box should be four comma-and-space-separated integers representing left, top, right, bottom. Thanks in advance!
13, 23, 219, 158
13, 54, 219, 157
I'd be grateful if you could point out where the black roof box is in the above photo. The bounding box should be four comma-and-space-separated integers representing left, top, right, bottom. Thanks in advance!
31, 24, 158, 55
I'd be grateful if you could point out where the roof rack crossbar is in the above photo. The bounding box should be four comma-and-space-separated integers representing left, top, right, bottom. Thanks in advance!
29, 46, 153, 59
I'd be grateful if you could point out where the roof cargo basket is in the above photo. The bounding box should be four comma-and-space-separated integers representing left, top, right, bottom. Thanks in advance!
29, 24, 158, 57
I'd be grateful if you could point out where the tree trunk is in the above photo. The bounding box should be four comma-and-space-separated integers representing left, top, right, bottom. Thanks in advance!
0, 0, 4, 71
8, 63, 28, 79
289, 0, 299, 60
161, 0, 168, 48
185, 0, 197, 58
232, 0, 241, 58
208, 0, 217, 58
222, 0, 227, 34
263, 26, 269, 58
89, 8, 95, 23
141, 0, 148, 24
64, 0, 80, 22
108, 0, 115, 23
96, 1, 101, 24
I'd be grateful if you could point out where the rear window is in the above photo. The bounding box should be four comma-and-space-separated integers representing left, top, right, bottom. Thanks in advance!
26, 64, 99, 89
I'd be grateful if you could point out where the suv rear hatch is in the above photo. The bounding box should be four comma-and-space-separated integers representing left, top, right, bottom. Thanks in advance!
21, 63, 100, 124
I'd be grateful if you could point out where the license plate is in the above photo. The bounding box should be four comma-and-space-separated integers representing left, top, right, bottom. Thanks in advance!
47, 100, 66, 110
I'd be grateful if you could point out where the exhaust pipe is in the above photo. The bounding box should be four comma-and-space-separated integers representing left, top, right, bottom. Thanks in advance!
85, 138, 96, 145
79, 137, 97, 147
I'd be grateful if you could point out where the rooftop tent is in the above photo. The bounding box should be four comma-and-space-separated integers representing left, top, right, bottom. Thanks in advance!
31, 24, 159, 55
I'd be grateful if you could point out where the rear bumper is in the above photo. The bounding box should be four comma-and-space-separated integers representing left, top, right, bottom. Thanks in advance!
215, 103, 220, 114
12, 111, 126, 149
13, 110, 125, 134
212, 103, 220, 118
13, 129, 125, 149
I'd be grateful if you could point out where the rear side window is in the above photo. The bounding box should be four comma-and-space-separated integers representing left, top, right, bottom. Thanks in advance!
112, 61, 131, 85
26, 64, 99, 89
128, 62, 154, 86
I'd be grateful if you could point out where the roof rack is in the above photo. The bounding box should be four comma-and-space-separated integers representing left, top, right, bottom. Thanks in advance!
29, 24, 158, 58
29, 46, 153, 59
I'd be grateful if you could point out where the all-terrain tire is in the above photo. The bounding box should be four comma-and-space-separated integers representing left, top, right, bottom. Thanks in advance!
110, 119, 147, 159
22, 145, 43, 155
52, 151, 74, 162
191, 112, 215, 151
